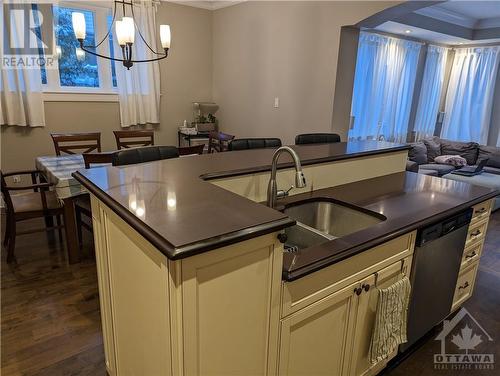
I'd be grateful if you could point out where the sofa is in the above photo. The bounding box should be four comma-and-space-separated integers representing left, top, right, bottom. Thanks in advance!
406, 137, 500, 211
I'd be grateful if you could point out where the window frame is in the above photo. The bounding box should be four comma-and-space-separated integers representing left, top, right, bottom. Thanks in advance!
42, 1, 117, 96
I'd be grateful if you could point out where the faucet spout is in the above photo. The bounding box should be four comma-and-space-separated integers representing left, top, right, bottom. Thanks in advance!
267, 146, 307, 209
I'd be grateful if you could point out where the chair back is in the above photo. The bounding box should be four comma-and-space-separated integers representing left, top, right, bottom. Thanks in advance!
179, 144, 205, 156
83, 152, 114, 168
113, 130, 155, 150
112, 146, 179, 166
0, 172, 13, 214
208, 131, 235, 153
229, 138, 282, 151
51, 132, 101, 155
295, 133, 341, 145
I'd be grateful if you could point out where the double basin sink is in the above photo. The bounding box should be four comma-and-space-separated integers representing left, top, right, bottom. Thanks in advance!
282, 199, 386, 252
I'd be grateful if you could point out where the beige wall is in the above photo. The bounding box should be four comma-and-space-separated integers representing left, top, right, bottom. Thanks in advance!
212, 1, 397, 144
1, 2, 212, 171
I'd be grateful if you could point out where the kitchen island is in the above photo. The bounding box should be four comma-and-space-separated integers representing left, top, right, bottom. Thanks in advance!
74, 141, 498, 376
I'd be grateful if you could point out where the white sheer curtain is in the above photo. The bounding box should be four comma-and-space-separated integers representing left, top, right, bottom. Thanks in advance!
0, 5, 45, 127
349, 32, 422, 143
413, 45, 448, 141
114, 0, 161, 127
441, 46, 500, 144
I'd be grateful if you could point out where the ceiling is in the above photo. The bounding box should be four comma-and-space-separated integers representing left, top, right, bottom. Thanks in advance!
374, 0, 500, 45
168, 1, 244, 11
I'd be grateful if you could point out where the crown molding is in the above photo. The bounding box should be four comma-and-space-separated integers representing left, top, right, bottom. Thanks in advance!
415, 5, 476, 29
166, 1, 245, 11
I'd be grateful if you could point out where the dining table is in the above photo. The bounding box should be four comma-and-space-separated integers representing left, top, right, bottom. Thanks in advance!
35, 153, 111, 263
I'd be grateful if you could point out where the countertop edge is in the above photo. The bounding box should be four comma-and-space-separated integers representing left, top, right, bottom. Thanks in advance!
282, 190, 499, 282
73, 171, 295, 260
200, 145, 411, 180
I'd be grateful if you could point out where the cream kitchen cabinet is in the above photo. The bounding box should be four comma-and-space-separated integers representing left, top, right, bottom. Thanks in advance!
278, 234, 415, 376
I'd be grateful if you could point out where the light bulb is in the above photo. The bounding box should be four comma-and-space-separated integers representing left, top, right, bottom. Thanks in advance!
75, 47, 85, 61
116, 20, 127, 46
72, 12, 86, 40
122, 17, 135, 44
160, 25, 171, 49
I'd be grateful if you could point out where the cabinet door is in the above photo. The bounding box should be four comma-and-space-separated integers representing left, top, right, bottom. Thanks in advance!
278, 281, 359, 376
349, 257, 411, 376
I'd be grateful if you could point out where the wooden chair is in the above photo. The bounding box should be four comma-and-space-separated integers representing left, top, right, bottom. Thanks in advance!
208, 131, 235, 153
82, 151, 114, 169
51, 132, 101, 155
178, 144, 205, 156
1, 170, 64, 263
113, 130, 155, 150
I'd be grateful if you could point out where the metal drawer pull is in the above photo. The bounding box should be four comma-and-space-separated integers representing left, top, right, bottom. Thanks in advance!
354, 287, 363, 296
465, 251, 477, 259
475, 207, 487, 214
459, 281, 470, 290
362, 283, 371, 292
470, 230, 482, 237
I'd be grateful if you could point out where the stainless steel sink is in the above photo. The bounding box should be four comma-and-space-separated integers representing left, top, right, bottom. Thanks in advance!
284, 199, 385, 239
283, 222, 332, 251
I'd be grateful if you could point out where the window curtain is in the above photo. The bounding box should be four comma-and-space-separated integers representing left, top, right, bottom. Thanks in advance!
349, 32, 422, 143
441, 46, 500, 144
413, 45, 448, 141
0, 5, 45, 127
114, 0, 161, 127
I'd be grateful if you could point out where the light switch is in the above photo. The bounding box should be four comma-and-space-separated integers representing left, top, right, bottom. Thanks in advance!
274, 97, 279, 108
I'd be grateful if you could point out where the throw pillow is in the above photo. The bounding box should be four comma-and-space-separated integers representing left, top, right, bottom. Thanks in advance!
423, 137, 441, 163
408, 142, 427, 164
440, 139, 479, 165
434, 155, 467, 167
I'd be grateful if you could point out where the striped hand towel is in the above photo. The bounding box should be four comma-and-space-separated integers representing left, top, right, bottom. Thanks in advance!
369, 276, 411, 364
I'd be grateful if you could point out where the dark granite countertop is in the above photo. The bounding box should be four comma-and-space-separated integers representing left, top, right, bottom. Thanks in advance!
73, 141, 410, 260
73, 141, 498, 281
280, 172, 498, 281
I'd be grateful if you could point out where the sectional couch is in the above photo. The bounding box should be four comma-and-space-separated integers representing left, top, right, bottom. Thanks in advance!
406, 137, 500, 211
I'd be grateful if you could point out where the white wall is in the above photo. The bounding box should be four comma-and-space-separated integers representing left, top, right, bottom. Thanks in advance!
212, 1, 399, 144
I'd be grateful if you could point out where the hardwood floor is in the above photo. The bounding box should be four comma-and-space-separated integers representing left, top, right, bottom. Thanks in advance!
1, 216, 106, 376
1, 211, 499, 375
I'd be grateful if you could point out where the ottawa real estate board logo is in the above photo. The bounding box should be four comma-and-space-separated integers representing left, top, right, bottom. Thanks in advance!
434, 308, 494, 371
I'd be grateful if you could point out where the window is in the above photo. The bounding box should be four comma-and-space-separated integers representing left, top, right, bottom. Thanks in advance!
37, 2, 117, 94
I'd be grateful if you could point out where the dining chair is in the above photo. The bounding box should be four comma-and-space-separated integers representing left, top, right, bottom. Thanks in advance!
51, 132, 102, 155
178, 144, 205, 156
82, 151, 114, 169
113, 130, 155, 150
208, 131, 235, 153
228, 138, 282, 151
295, 133, 341, 145
112, 146, 179, 166
1, 170, 64, 263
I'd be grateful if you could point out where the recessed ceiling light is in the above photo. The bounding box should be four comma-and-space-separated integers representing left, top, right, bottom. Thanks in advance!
405, 29, 412, 34
459, 42, 464, 45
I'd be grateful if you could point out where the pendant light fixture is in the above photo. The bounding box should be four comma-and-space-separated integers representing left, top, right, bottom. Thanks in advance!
72, 0, 170, 70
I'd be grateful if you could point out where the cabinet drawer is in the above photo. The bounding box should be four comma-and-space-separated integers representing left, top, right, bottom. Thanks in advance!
281, 232, 416, 317
471, 200, 492, 223
460, 240, 483, 269
465, 219, 488, 247
451, 261, 479, 312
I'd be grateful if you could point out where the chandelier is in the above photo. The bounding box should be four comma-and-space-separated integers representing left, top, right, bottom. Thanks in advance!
71, 0, 171, 70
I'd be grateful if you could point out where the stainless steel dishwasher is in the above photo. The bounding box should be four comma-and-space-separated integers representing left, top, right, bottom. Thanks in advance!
401, 208, 473, 351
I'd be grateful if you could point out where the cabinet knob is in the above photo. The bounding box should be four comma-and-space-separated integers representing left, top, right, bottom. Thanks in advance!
471, 230, 481, 237
354, 287, 362, 296
277, 233, 288, 244
362, 284, 371, 292
476, 207, 487, 214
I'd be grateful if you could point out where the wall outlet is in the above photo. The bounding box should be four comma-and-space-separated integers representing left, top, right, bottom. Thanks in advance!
13, 175, 21, 184
274, 97, 279, 108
